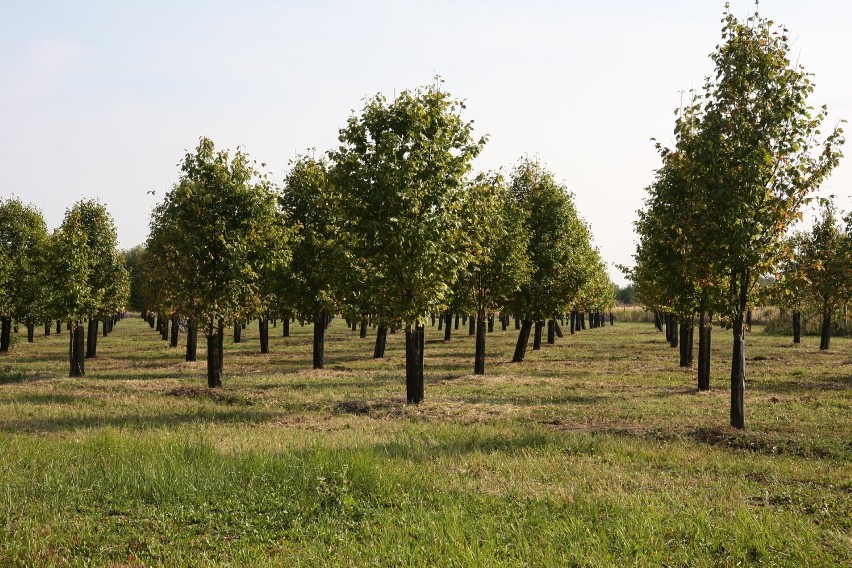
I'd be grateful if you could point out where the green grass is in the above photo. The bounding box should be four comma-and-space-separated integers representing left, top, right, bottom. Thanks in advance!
0, 316, 850, 566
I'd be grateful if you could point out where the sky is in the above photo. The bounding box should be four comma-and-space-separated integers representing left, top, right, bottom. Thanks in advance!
2, 0, 850, 286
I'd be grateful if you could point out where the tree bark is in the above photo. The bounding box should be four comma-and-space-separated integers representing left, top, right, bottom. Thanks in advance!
373, 324, 387, 358
259, 316, 269, 354
438, 312, 443, 330
730, 268, 748, 430
468, 314, 475, 336
405, 324, 425, 404
283, 318, 290, 337
697, 313, 711, 391
313, 309, 326, 369
359, 317, 367, 339
444, 312, 452, 341
512, 319, 533, 362
500, 315, 507, 331
514, 317, 520, 330
533, 321, 543, 350
555, 321, 564, 338
547, 319, 555, 344
455, 313, 460, 330
169, 316, 179, 348
792, 311, 801, 344
186, 319, 197, 362
487, 315, 494, 333
820, 307, 832, 350
86, 319, 98, 358
56, 320, 62, 334
570, 311, 576, 334
679, 322, 691, 367
26, 323, 35, 343
69, 322, 85, 377
206, 319, 223, 388
474, 310, 486, 375
233, 323, 241, 343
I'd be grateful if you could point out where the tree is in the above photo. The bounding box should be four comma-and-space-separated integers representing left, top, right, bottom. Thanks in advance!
278, 155, 344, 368
0, 198, 50, 351
330, 80, 485, 403
507, 158, 595, 362
694, 6, 844, 428
454, 172, 529, 374
148, 137, 292, 386
800, 204, 851, 350
49, 200, 126, 376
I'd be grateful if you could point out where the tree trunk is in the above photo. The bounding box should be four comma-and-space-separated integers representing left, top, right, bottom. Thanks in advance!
474, 310, 486, 375
468, 314, 475, 336
487, 315, 494, 333
792, 311, 801, 344
438, 312, 443, 330
697, 314, 711, 391
359, 317, 367, 339
206, 319, 223, 388
44, 322, 51, 336
373, 325, 387, 358
501, 316, 507, 331
313, 309, 326, 369
820, 307, 832, 351
547, 319, 555, 344
679, 322, 691, 367
69, 322, 85, 377
512, 320, 533, 362
25, 323, 34, 343
730, 319, 746, 429
514, 317, 520, 330
56, 320, 62, 334
186, 319, 197, 362
405, 324, 424, 404
169, 316, 179, 348
570, 311, 576, 334
86, 319, 98, 358
454, 313, 460, 330
533, 321, 543, 350
444, 312, 452, 341
610, 312, 615, 326
283, 318, 290, 337
233, 323, 241, 343
668, 315, 678, 348
259, 316, 269, 354
580, 312, 586, 330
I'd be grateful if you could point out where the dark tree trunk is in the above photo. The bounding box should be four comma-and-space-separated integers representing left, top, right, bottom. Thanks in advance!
206, 319, 224, 388
359, 317, 367, 339
148, 314, 155, 329
512, 320, 533, 362
462, 314, 467, 326
56, 320, 62, 334
668, 315, 678, 348
444, 312, 452, 341
580, 312, 586, 330
654, 311, 662, 332
474, 310, 486, 375
259, 316, 269, 354
533, 321, 543, 350
487, 315, 494, 333
547, 319, 555, 344
86, 319, 98, 358
468, 315, 475, 336
555, 321, 564, 338
792, 311, 801, 344
44, 322, 51, 336
746, 309, 753, 332
373, 325, 387, 358
313, 309, 326, 369
154, 312, 160, 333
438, 313, 443, 330
455, 313, 460, 330
431, 314, 436, 326
69, 322, 85, 377
730, 319, 746, 429
570, 311, 576, 334
26, 323, 35, 343
697, 313, 710, 391
405, 324, 425, 404
233, 323, 241, 343
820, 308, 832, 350
186, 319, 197, 362
514, 317, 520, 330
688, 325, 694, 366
351, 318, 357, 331
102, 318, 108, 337
679, 322, 691, 367
283, 318, 290, 337
610, 312, 615, 326
169, 316, 179, 348
501, 316, 507, 331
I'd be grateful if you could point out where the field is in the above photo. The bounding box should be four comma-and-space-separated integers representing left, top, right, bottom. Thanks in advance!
0, 316, 850, 566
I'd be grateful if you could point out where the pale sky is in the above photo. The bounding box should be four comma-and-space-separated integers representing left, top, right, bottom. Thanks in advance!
2, 1, 850, 286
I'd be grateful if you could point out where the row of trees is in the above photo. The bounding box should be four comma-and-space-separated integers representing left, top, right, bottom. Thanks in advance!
0, 198, 129, 374
630, 6, 845, 429
137, 82, 615, 401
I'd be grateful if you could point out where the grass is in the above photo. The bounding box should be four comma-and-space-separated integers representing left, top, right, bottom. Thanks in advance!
0, 316, 849, 566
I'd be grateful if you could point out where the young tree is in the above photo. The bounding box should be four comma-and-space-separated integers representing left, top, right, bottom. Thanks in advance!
330, 81, 485, 403
278, 156, 345, 368
694, 7, 844, 428
0, 198, 50, 352
507, 158, 595, 363
454, 172, 529, 374
148, 137, 292, 386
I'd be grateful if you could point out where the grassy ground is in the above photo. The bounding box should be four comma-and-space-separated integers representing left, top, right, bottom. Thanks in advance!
0, 316, 849, 566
